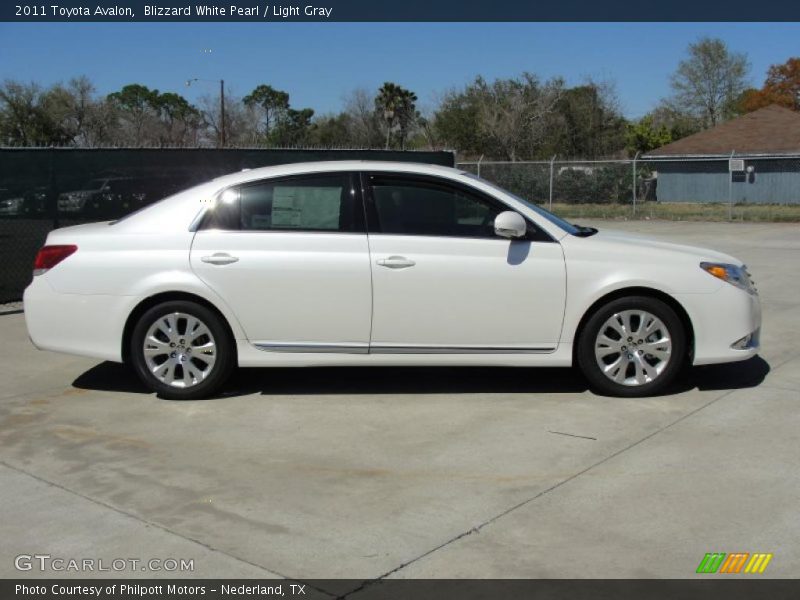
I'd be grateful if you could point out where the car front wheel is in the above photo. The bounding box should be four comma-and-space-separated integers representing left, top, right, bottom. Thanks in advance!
130, 300, 234, 400
577, 296, 687, 397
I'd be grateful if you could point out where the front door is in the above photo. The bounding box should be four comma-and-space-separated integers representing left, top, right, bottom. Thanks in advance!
363, 173, 566, 353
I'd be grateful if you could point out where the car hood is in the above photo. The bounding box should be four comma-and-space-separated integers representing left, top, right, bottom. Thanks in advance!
59, 189, 101, 197
585, 228, 743, 266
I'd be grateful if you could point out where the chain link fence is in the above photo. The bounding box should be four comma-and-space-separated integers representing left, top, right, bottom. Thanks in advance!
0, 147, 454, 305
459, 155, 800, 219
2, 149, 797, 307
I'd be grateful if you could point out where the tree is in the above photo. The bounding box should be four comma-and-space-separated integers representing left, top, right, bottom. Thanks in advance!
668, 37, 749, 128
415, 110, 440, 150
107, 84, 159, 145
738, 57, 800, 113
67, 77, 94, 128
375, 82, 418, 150
50, 76, 98, 145
199, 91, 251, 147
434, 73, 564, 161
306, 113, 352, 147
625, 115, 674, 154
272, 108, 315, 146
0, 77, 121, 147
432, 86, 483, 156
153, 92, 202, 146
474, 74, 557, 161
342, 88, 385, 148
547, 80, 627, 158
242, 84, 290, 140
375, 82, 401, 149
106, 84, 203, 146
395, 88, 419, 150
648, 104, 703, 140
0, 80, 73, 145
241, 84, 316, 146
79, 97, 119, 147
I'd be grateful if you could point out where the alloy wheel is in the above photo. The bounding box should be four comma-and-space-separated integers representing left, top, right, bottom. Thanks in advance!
594, 309, 672, 387
142, 312, 217, 389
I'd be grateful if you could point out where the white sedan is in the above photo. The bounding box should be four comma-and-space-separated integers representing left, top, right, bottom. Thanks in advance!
24, 161, 761, 399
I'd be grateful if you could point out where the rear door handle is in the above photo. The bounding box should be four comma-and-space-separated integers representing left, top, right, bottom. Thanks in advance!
377, 255, 415, 269
201, 252, 239, 265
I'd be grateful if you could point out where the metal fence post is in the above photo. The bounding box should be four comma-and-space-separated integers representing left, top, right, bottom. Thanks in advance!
49, 146, 59, 230
477, 154, 484, 179
728, 150, 735, 221
549, 154, 556, 210
632, 151, 640, 216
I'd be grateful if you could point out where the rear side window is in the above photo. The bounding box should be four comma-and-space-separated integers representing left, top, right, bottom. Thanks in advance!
202, 173, 362, 233
369, 175, 502, 238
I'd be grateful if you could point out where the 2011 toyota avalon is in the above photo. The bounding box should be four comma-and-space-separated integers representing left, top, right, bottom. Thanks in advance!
23, 161, 761, 399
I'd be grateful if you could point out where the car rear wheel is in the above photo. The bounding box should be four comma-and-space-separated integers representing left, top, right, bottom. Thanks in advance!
130, 301, 234, 400
577, 296, 687, 397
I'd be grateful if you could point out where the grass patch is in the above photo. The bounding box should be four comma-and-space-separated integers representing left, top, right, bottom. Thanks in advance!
546, 202, 800, 223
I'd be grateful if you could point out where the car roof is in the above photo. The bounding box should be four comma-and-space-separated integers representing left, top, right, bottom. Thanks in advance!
211, 160, 464, 187
108, 159, 570, 242
111, 161, 466, 232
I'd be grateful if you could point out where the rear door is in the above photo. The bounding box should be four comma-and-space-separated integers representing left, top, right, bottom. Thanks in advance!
190, 172, 372, 352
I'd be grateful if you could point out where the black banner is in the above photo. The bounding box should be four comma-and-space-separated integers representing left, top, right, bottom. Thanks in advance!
4, 580, 800, 600
3, 0, 800, 22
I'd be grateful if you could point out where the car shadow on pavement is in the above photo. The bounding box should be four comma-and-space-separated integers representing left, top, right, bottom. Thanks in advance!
678, 355, 770, 392
72, 356, 770, 399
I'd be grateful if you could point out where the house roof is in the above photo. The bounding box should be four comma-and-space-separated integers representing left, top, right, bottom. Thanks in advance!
645, 105, 800, 157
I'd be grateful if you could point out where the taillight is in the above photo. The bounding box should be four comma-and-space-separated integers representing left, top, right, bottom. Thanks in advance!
33, 245, 78, 276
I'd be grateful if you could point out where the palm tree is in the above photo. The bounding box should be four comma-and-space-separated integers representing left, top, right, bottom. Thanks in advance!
375, 82, 417, 149
396, 88, 418, 150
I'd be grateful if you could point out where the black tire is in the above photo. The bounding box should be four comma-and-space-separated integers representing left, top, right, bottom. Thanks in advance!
576, 295, 687, 397
130, 300, 235, 400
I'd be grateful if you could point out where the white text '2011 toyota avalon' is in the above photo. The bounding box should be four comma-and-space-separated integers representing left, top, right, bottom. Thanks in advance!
24, 161, 761, 399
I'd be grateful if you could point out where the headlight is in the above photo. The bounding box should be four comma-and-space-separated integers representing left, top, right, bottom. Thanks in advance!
700, 262, 757, 295
58, 193, 89, 211
0, 198, 23, 212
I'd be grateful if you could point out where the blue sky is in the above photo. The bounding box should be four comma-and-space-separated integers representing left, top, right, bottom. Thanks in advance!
0, 22, 798, 119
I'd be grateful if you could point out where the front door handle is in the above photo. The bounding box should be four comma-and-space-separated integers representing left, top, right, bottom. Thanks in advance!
201, 252, 239, 265
377, 255, 415, 269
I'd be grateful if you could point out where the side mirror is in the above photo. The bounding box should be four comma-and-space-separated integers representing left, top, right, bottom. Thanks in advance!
494, 211, 527, 239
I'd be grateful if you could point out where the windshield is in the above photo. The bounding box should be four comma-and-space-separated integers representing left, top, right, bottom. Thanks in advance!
462, 171, 582, 236
85, 179, 109, 190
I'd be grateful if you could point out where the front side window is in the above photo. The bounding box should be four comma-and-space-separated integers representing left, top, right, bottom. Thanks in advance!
462, 171, 581, 236
203, 173, 360, 232
369, 175, 502, 238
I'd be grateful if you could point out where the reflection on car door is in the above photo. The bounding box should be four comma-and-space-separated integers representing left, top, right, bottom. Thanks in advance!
363, 173, 567, 352
190, 172, 373, 352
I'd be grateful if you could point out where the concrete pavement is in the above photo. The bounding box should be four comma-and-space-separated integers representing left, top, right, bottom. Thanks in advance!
0, 220, 797, 593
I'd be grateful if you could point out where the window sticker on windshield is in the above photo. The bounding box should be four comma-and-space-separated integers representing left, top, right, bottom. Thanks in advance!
271, 186, 341, 229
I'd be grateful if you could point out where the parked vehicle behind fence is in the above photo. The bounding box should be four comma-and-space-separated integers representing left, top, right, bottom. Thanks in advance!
57, 176, 190, 219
